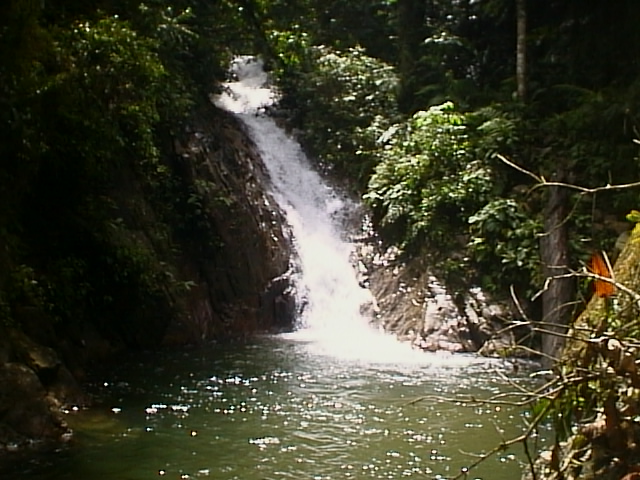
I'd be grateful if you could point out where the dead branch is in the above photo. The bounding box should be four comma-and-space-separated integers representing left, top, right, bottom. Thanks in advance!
496, 154, 640, 194
532, 267, 640, 308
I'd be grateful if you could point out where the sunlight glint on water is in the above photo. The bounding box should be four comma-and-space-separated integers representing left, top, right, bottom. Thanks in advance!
3, 339, 536, 480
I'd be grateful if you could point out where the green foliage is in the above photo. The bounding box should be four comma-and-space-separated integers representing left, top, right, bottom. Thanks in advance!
132, 4, 198, 121
395, 0, 517, 113
0, 0, 241, 343
411, 31, 479, 109
1, 263, 62, 326
532, 85, 640, 214
468, 199, 542, 295
41, 257, 92, 325
61, 16, 166, 167
268, 28, 312, 80
257, 0, 397, 64
6, 265, 47, 310
471, 105, 521, 161
289, 46, 398, 188
0, 2, 53, 207
361, 101, 546, 295
365, 102, 493, 251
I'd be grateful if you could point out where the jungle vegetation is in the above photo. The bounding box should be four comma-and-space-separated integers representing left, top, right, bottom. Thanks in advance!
3, 0, 640, 477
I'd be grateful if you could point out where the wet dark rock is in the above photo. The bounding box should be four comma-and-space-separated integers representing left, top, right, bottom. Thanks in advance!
262, 270, 298, 332
0, 324, 86, 451
164, 105, 296, 342
0, 362, 69, 450
9, 328, 61, 381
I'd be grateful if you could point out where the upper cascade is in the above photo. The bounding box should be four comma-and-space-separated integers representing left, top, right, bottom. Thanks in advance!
213, 56, 277, 114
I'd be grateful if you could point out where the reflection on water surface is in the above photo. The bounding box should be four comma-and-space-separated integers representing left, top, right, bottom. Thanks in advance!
4, 336, 546, 480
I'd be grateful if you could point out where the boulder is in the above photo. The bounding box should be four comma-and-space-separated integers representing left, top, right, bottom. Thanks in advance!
0, 362, 69, 450
355, 239, 526, 355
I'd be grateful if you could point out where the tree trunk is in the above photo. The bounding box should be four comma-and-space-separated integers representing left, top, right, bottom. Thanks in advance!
539, 175, 574, 368
516, 0, 527, 101
397, 0, 427, 113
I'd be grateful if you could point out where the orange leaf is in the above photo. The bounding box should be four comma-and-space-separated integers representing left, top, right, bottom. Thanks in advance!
588, 252, 615, 298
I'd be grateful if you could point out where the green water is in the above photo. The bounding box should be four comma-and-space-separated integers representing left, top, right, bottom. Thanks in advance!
6, 336, 545, 480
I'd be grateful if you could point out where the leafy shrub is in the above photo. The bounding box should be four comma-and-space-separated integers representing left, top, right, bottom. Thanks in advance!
364, 102, 493, 251
268, 28, 312, 79
468, 198, 542, 296
62, 16, 168, 169
287, 46, 398, 188
363, 101, 550, 296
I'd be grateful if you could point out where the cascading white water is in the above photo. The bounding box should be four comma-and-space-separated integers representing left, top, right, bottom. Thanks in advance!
214, 57, 427, 361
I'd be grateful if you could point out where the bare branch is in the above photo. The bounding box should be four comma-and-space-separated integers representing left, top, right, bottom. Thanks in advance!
531, 180, 640, 195
448, 392, 557, 480
510, 285, 532, 322
488, 152, 640, 479
496, 154, 640, 194
531, 266, 640, 309
496, 154, 543, 183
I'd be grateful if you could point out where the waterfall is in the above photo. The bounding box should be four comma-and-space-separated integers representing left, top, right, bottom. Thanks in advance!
214, 57, 423, 361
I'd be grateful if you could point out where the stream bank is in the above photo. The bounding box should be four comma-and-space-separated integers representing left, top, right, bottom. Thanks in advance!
0, 102, 297, 454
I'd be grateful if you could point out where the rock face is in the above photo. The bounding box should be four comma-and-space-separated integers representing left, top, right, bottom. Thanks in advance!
356, 237, 526, 355
0, 102, 297, 453
0, 323, 80, 452
164, 106, 297, 343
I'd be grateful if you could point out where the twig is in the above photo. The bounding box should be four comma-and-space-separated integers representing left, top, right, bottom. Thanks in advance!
523, 437, 537, 480
405, 372, 597, 409
496, 154, 543, 184
496, 154, 640, 194
531, 267, 640, 308
510, 284, 531, 321
448, 391, 556, 480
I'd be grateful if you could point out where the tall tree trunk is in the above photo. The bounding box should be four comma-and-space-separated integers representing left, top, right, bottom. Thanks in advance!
397, 0, 427, 113
540, 173, 574, 368
516, 0, 527, 101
